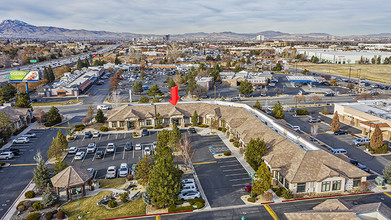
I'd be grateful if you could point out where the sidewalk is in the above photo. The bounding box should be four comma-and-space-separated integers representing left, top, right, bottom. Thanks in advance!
0, 121, 38, 151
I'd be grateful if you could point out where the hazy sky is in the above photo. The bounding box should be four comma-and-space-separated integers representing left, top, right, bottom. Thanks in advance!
0, 0, 390, 35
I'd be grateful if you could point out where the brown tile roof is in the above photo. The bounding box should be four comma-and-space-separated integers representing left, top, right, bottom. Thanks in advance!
107, 103, 370, 182
360, 121, 390, 128
0, 106, 30, 122
285, 212, 359, 220
312, 199, 351, 211
51, 166, 92, 188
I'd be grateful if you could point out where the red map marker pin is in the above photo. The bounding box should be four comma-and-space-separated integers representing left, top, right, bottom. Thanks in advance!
169, 86, 180, 105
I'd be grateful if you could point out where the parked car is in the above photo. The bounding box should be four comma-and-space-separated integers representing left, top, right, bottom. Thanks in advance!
119, 163, 129, 177
357, 165, 370, 172
106, 143, 116, 153
308, 118, 321, 123
22, 133, 36, 138
135, 143, 142, 150
287, 108, 296, 112
87, 143, 97, 153
230, 97, 241, 102
188, 128, 197, 134
290, 125, 300, 131
182, 179, 195, 185
182, 183, 197, 192
142, 129, 149, 136
95, 150, 104, 159
93, 131, 100, 138
106, 166, 117, 179
349, 93, 357, 96
245, 183, 252, 192
349, 159, 359, 166
74, 151, 86, 160
352, 138, 370, 146
152, 141, 157, 149
330, 149, 347, 155
97, 105, 110, 110
334, 130, 348, 135
144, 146, 152, 155
125, 141, 133, 151
87, 168, 95, 176
12, 137, 29, 144
324, 93, 335, 96
179, 191, 201, 200
68, 147, 78, 154
85, 131, 92, 138
0, 152, 14, 160
6, 148, 20, 156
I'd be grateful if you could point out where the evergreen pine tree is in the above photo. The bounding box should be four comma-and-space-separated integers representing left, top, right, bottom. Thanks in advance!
47, 130, 68, 160
370, 124, 383, 150
87, 104, 94, 119
148, 146, 182, 208
331, 111, 340, 132
14, 92, 31, 108
275, 110, 284, 119
46, 106, 62, 126
170, 123, 181, 147
245, 138, 267, 171
43, 67, 49, 81
53, 160, 68, 175
136, 155, 152, 186
253, 100, 262, 110
48, 65, 55, 82
41, 184, 59, 207
155, 129, 171, 155
142, 185, 152, 205
77, 58, 83, 69
252, 162, 272, 196
33, 159, 51, 190
83, 58, 90, 67
191, 110, 198, 126
95, 109, 106, 123
383, 162, 391, 184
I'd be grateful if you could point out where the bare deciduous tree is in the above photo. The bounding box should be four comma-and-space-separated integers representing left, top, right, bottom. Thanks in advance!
309, 95, 322, 105
356, 93, 373, 100
293, 95, 306, 107
167, 43, 183, 63
273, 87, 282, 96
178, 133, 194, 171
112, 89, 121, 108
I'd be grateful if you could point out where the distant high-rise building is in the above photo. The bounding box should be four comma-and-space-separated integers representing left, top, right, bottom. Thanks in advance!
256, 35, 265, 41
164, 34, 170, 42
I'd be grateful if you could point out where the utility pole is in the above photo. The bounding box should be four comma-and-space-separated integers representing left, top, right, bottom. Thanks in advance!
348, 66, 351, 83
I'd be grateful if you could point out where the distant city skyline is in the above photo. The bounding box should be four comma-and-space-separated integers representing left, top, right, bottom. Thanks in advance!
0, 0, 389, 35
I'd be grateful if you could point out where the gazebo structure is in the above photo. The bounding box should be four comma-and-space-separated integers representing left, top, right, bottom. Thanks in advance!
51, 166, 93, 200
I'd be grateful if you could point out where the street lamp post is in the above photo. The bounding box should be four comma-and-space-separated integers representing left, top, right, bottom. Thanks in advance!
76, 189, 82, 219
248, 172, 255, 198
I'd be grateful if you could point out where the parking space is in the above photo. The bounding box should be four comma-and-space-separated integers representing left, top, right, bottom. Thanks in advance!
63, 131, 159, 179
190, 134, 249, 208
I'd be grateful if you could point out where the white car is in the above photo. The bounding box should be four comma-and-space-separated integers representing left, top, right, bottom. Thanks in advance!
106, 143, 116, 153
144, 146, 152, 155
135, 143, 142, 150
0, 152, 14, 160
22, 133, 36, 138
106, 166, 117, 179
179, 191, 201, 200
152, 141, 157, 149
119, 163, 129, 177
182, 179, 195, 185
182, 183, 197, 192
74, 151, 85, 160
69, 147, 78, 154
290, 126, 300, 131
87, 143, 97, 153
12, 137, 29, 144
97, 105, 110, 110
93, 131, 100, 138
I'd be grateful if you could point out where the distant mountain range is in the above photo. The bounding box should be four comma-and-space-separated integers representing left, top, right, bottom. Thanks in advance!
1, 19, 391, 42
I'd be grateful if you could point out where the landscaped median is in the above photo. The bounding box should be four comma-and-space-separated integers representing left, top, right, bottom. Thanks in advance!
31, 99, 83, 107
60, 191, 146, 220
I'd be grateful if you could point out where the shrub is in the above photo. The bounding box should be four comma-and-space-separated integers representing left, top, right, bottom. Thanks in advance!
282, 189, 293, 199
115, 127, 123, 131
233, 142, 239, 148
223, 151, 231, 156
272, 188, 283, 197
17, 205, 25, 212
321, 110, 330, 115
74, 124, 85, 131
239, 147, 244, 154
25, 190, 35, 198
126, 174, 133, 181
187, 198, 205, 206
221, 128, 227, 132
120, 192, 129, 203
247, 197, 255, 203
25, 213, 41, 220
45, 212, 53, 220
197, 124, 209, 128
52, 210, 58, 214
218, 127, 222, 131
358, 182, 370, 192
296, 109, 308, 115
23, 200, 32, 208
168, 205, 194, 212
108, 200, 118, 208
17, 200, 25, 208
32, 201, 43, 210
67, 136, 74, 141
194, 202, 204, 209
175, 200, 184, 205
28, 207, 35, 212
154, 125, 163, 129
100, 126, 109, 132
374, 144, 388, 154
263, 192, 273, 201
229, 138, 234, 142
56, 210, 64, 219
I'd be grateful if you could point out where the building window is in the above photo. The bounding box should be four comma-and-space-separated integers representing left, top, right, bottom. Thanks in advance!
274, 171, 279, 179
119, 121, 124, 127
279, 173, 283, 184
332, 180, 341, 191
184, 117, 190, 124
164, 118, 170, 124
139, 120, 145, 126
321, 181, 331, 192
284, 179, 289, 189
146, 120, 152, 126
112, 122, 117, 128
297, 183, 306, 193
353, 178, 361, 187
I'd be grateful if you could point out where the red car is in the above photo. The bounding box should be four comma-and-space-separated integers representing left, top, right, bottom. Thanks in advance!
245, 183, 252, 192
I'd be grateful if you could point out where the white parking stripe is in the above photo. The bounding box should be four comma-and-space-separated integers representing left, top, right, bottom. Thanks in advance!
220, 164, 241, 168
229, 178, 250, 181
225, 173, 247, 177
232, 183, 246, 187
112, 151, 116, 160
222, 169, 244, 172
122, 147, 126, 160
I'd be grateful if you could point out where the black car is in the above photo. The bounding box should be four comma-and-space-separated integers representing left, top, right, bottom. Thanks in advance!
324, 93, 335, 96
142, 129, 149, 136
125, 141, 133, 151
95, 150, 104, 159
6, 148, 20, 156
357, 165, 370, 172
349, 159, 359, 166
334, 130, 348, 135
188, 128, 196, 134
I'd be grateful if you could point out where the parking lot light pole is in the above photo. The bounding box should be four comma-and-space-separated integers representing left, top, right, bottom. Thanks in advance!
248, 172, 255, 198
76, 189, 82, 219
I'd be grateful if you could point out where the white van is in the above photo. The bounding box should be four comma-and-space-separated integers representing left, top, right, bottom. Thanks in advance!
331, 149, 347, 155
352, 138, 370, 146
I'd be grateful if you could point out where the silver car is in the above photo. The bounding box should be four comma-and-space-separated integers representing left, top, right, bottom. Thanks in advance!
106, 166, 117, 179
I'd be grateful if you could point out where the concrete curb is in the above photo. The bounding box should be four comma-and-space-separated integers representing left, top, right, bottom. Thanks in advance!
106, 210, 194, 220
281, 191, 374, 203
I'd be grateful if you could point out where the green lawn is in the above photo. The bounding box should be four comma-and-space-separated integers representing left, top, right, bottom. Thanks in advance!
98, 178, 126, 189
60, 191, 146, 220
31, 99, 83, 106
